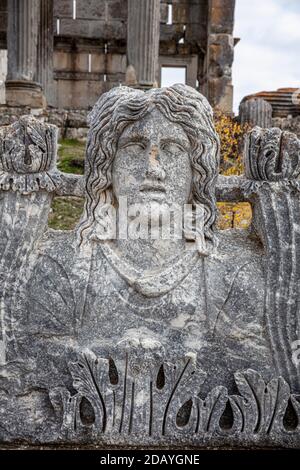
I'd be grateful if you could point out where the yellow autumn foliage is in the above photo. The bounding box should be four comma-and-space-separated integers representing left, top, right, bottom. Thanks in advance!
214, 111, 252, 229
214, 110, 249, 176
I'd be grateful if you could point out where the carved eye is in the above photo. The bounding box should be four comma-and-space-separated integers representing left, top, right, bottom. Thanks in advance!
121, 142, 146, 151
161, 142, 185, 154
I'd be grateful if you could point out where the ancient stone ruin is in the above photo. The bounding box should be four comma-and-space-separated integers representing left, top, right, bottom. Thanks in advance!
0, 83, 300, 448
239, 88, 300, 138
0, 0, 236, 112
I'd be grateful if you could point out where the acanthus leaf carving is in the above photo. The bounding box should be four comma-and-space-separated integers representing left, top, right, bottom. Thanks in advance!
51, 354, 300, 443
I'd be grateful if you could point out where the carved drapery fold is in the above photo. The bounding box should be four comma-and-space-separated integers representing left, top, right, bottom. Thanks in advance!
244, 126, 300, 391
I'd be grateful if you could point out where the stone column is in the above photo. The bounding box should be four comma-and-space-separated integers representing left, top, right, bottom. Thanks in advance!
202, 0, 235, 114
126, 0, 160, 89
0, 50, 7, 104
6, 0, 45, 108
37, 0, 54, 107
239, 98, 273, 128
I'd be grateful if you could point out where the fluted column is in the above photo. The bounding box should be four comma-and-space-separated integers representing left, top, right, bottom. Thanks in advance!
126, 0, 160, 89
239, 98, 273, 128
6, 0, 45, 108
37, 0, 54, 107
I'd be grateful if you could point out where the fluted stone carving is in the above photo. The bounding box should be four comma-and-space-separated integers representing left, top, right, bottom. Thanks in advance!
127, 0, 160, 88
37, 0, 54, 107
243, 127, 300, 391
239, 98, 273, 128
5, 0, 44, 107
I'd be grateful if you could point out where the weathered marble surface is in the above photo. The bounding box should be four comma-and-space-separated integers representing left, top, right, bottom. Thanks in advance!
0, 85, 300, 448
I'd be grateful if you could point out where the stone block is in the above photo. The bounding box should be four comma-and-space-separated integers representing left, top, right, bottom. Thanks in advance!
108, 0, 128, 20
53, 0, 73, 18
53, 50, 71, 71
172, 3, 189, 24
106, 53, 126, 74
75, 52, 90, 73
160, 2, 168, 24
66, 110, 88, 128
90, 53, 106, 73
206, 77, 233, 111
64, 127, 88, 140
76, 0, 106, 20
55, 78, 107, 109
209, 0, 235, 34
207, 33, 234, 77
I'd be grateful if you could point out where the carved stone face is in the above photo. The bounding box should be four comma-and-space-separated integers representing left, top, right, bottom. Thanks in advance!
112, 108, 192, 207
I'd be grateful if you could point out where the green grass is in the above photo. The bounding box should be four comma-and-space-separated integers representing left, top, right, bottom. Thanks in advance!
48, 196, 85, 230
48, 139, 86, 230
57, 138, 85, 174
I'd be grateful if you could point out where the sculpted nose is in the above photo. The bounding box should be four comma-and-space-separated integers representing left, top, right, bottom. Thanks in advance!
145, 144, 166, 181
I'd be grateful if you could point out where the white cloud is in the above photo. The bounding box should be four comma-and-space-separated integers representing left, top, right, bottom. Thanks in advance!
233, 0, 300, 113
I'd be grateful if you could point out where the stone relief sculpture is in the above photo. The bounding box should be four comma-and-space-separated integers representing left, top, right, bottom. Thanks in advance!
0, 84, 300, 447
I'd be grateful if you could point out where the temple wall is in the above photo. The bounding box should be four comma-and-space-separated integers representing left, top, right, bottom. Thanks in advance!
0, 0, 236, 111
50, 0, 231, 110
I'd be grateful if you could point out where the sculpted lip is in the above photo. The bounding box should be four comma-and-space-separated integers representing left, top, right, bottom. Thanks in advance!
139, 180, 166, 193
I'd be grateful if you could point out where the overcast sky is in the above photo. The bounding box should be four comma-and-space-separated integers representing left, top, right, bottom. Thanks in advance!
233, 0, 300, 113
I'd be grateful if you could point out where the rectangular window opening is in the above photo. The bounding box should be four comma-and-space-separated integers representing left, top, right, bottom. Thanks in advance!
167, 4, 173, 25
161, 66, 186, 88
73, 0, 77, 20
103, 74, 107, 82
56, 18, 60, 35
88, 53, 92, 73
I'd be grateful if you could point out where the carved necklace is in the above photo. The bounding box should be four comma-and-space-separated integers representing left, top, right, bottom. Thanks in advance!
99, 241, 201, 298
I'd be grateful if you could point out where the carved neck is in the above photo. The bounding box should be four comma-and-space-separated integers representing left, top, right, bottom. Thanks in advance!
99, 239, 200, 297
114, 238, 187, 271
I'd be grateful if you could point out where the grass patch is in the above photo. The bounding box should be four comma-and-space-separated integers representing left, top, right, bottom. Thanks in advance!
57, 139, 85, 174
48, 196, 85, 230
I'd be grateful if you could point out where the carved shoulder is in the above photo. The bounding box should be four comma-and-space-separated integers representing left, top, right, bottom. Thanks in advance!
214, 230, 265, 326
213, 258, 268, 365
25, 233, 77, 336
